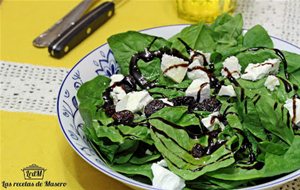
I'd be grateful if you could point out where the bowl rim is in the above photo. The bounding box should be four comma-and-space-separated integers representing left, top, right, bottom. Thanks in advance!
57, 24, 300, 190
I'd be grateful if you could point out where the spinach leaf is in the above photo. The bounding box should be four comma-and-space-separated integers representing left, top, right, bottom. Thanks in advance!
111, 163, 153, 179
77, 75, 110, 128
207, 136, 300, 180
243, 25, 274, 48
212, 13, 243, 50
77, 75, 110, 106
107, 31, 171, 79
170, 23, 216, 55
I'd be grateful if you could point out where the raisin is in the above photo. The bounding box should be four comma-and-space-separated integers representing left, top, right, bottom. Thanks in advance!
171, 96, 196, 106
144, 100, 165, 117
112, 110, 134, 125
191, 144, 205, 158
196, 97, 221, 112
104, 104, 116, 117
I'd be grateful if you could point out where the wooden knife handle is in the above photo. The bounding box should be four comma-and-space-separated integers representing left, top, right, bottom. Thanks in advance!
48, 1, 115, 59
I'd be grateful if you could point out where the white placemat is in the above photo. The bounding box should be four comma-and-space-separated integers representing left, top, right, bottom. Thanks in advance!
0, 61, 68, 115
236, 0, 300, 46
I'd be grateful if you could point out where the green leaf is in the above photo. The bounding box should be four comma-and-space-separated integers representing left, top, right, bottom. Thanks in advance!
77, 75, 110, 106
93, 121, 124, 144
170, 23, 216, 54
111, 163, 153, 179
283, 51, 300, 73
243, 25, 274, 48
207, 136, 300, 180
107, 31, 171, 76
129, 154, 161, 165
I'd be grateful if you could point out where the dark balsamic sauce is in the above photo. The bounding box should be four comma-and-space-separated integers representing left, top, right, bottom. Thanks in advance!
240, 88, 245, 102
178, 38, 214, 71
253, 94, 261, 105
273, 102, 278, 110
277, 76, 293, 93
163, 63, 189, 74
196, 82, 209, 102
244, 100, 248, 114
238, 162, 264, 170
223, 67, 240, 87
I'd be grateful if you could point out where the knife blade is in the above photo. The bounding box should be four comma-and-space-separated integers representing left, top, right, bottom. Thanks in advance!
48, 1, 115, 58
32, 0, 95, 48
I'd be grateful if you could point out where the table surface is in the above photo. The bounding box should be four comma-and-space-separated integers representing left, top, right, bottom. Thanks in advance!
1, 0, 299, 190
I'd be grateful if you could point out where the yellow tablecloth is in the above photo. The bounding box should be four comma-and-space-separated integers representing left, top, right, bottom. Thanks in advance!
0, 0, 189, 189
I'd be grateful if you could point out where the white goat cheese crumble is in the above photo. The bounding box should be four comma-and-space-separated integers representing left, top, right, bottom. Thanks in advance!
218, 85, 236, 97
221, 56, 242, 79
264, 75, 280, 91
151, 162, 185, 190
185, 78, 210, 103
115, 90, 153, 113
109, 74, 125, 86
241, 58, 280, 81
187, 59, 210, 81
201, 112, 225, 131
161, 54, 188, 83
284, 97, 300, 127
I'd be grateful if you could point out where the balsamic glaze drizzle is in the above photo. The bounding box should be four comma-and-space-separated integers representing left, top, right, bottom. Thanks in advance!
277, 76, 293, 93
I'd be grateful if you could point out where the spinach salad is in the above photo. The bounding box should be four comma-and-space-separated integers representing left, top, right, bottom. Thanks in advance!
77, 14, 300, 189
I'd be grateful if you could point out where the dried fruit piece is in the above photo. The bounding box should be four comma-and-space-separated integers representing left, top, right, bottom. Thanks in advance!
171, 96, 196, 106
196, 97, 221, 112
144, 100, 165, 117
191, 144, 205, 158
112, 110, 134, 124
103, 104, 116, 117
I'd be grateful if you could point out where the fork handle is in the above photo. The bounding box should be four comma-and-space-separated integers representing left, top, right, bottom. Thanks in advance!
48, 1, 115, 59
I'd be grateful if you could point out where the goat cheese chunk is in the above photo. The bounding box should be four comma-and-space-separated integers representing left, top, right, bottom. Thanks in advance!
116, 90, 153, 113
161, 54, 188, 83
109, 74, 125, 86
189, 50, 211, 66
264, 75, 280, 91
201, 112, 225, 131
284, 97, 300, 127
221, 56, 242, 79
218, 85, 236, 97
109, 74, 127, 104
111, 86, 127, 104
151, 163, 185, 190
185, 78, 210, 102
241, 58, 280, 81
187, 59, 210, 81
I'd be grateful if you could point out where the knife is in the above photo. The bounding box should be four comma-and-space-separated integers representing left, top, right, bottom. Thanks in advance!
33, 0, 96, 48
48, 1, 115, 58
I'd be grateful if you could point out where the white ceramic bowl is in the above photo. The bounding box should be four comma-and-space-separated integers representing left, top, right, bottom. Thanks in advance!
57, 25, 300, 190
